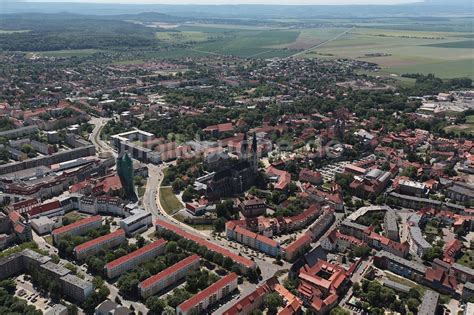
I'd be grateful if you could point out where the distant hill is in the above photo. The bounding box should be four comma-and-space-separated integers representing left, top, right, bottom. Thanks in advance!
0, 2, 472, 19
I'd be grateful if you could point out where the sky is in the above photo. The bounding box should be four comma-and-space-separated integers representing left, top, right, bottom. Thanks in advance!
26, 0, 420, 5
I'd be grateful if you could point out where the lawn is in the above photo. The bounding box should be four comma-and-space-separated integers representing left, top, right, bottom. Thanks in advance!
159, 187, 183, 214
456, 250, 474, 269
63, 211, 83, 224
44, 235, 53, 245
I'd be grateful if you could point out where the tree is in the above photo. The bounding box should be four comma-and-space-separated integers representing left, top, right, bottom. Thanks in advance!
264, 292, 283, 315
145, 296, 166, 315
166, 241, 178, 254
213, 218, 226, 233
182, 186, 195, 202
67, 304, 78, 315
136, 235, 145, 248
407, 298, 420, 312
330, 306, 350, 315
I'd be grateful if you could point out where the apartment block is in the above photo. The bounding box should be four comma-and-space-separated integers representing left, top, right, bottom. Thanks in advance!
226, 222, 281, 257
60, 274, 94, 302
139, 254, 200, 299
105, 239, 167, 279
73, 229, 126, 260
52, 215, 102, 244
176, 273, 238, 315
155, 219, 256, 272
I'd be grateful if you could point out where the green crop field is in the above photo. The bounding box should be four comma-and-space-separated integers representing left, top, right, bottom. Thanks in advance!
193, 30, 299, 57
424, 40, 474, 49
28, 49, 102, 57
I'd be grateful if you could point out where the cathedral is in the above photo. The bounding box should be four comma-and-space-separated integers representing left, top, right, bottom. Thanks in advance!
206, 133, 258, 199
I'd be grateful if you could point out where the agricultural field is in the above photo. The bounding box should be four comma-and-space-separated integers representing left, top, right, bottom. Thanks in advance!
155, 31, 213, 43
284, 27, 473, 79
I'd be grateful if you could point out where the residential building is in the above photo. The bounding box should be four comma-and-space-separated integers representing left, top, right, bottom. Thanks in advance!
447, 182, 474, 203
236, 195, 266, 218
223, 278, 276, 315
374, 251, 427, 280
95, 300, 132, 315
450, 263, 474, 283
73, 229, 126, 260
105, 239, 167, 279
226, 221, 281, 257
52, 215, 102, 244
60, 274, 94, 302
297, 260, 349, 314
155, 219, 256, 272
462, 282, 474, 301
176, 273, 238, 315
299, 168, 323, 185
139, 254, 200, 299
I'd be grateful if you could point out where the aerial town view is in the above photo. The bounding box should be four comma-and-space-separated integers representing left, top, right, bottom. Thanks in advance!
0, 0, 473, 314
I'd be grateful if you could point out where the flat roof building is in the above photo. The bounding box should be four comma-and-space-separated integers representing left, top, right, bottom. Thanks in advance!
418, 290, 439, 315
60, 274, 94, 302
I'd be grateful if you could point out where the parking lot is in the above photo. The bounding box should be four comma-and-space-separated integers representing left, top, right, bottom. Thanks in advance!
14, 274, 58, 312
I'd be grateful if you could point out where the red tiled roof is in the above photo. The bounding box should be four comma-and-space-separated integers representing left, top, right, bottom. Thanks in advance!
284, 233, 312, 255
102, 175, 122, 193
74, 229, 125, 253
11, 198, 39, 210
29, 200, 62, 216
155, 219, 255, 269
139, 254, 200, 289
52, 215, 102, 235
223, 283, 272, 315
105, 239, 167, 270
178, 273, 238, 313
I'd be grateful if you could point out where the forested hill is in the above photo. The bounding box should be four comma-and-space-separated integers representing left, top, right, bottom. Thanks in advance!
0, 13, 181, 51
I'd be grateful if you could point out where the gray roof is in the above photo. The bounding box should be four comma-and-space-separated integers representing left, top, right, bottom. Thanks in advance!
447, 182, 474, 198
40, 261, 70, 277
375, 250, 427, 274
418, 290, 439, 315
341, 219, 367, 232
453, 263, 474, 276
389, 192, 442, 205
60, 274, 93, 290
409, 226, 432, 250
22, 249, 51, 265
464, 281, 474, 291
384, 209, 399, 233
383, 279, 411, 293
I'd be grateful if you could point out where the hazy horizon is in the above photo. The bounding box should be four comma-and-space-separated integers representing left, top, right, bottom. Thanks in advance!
22, 0, 422, 5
